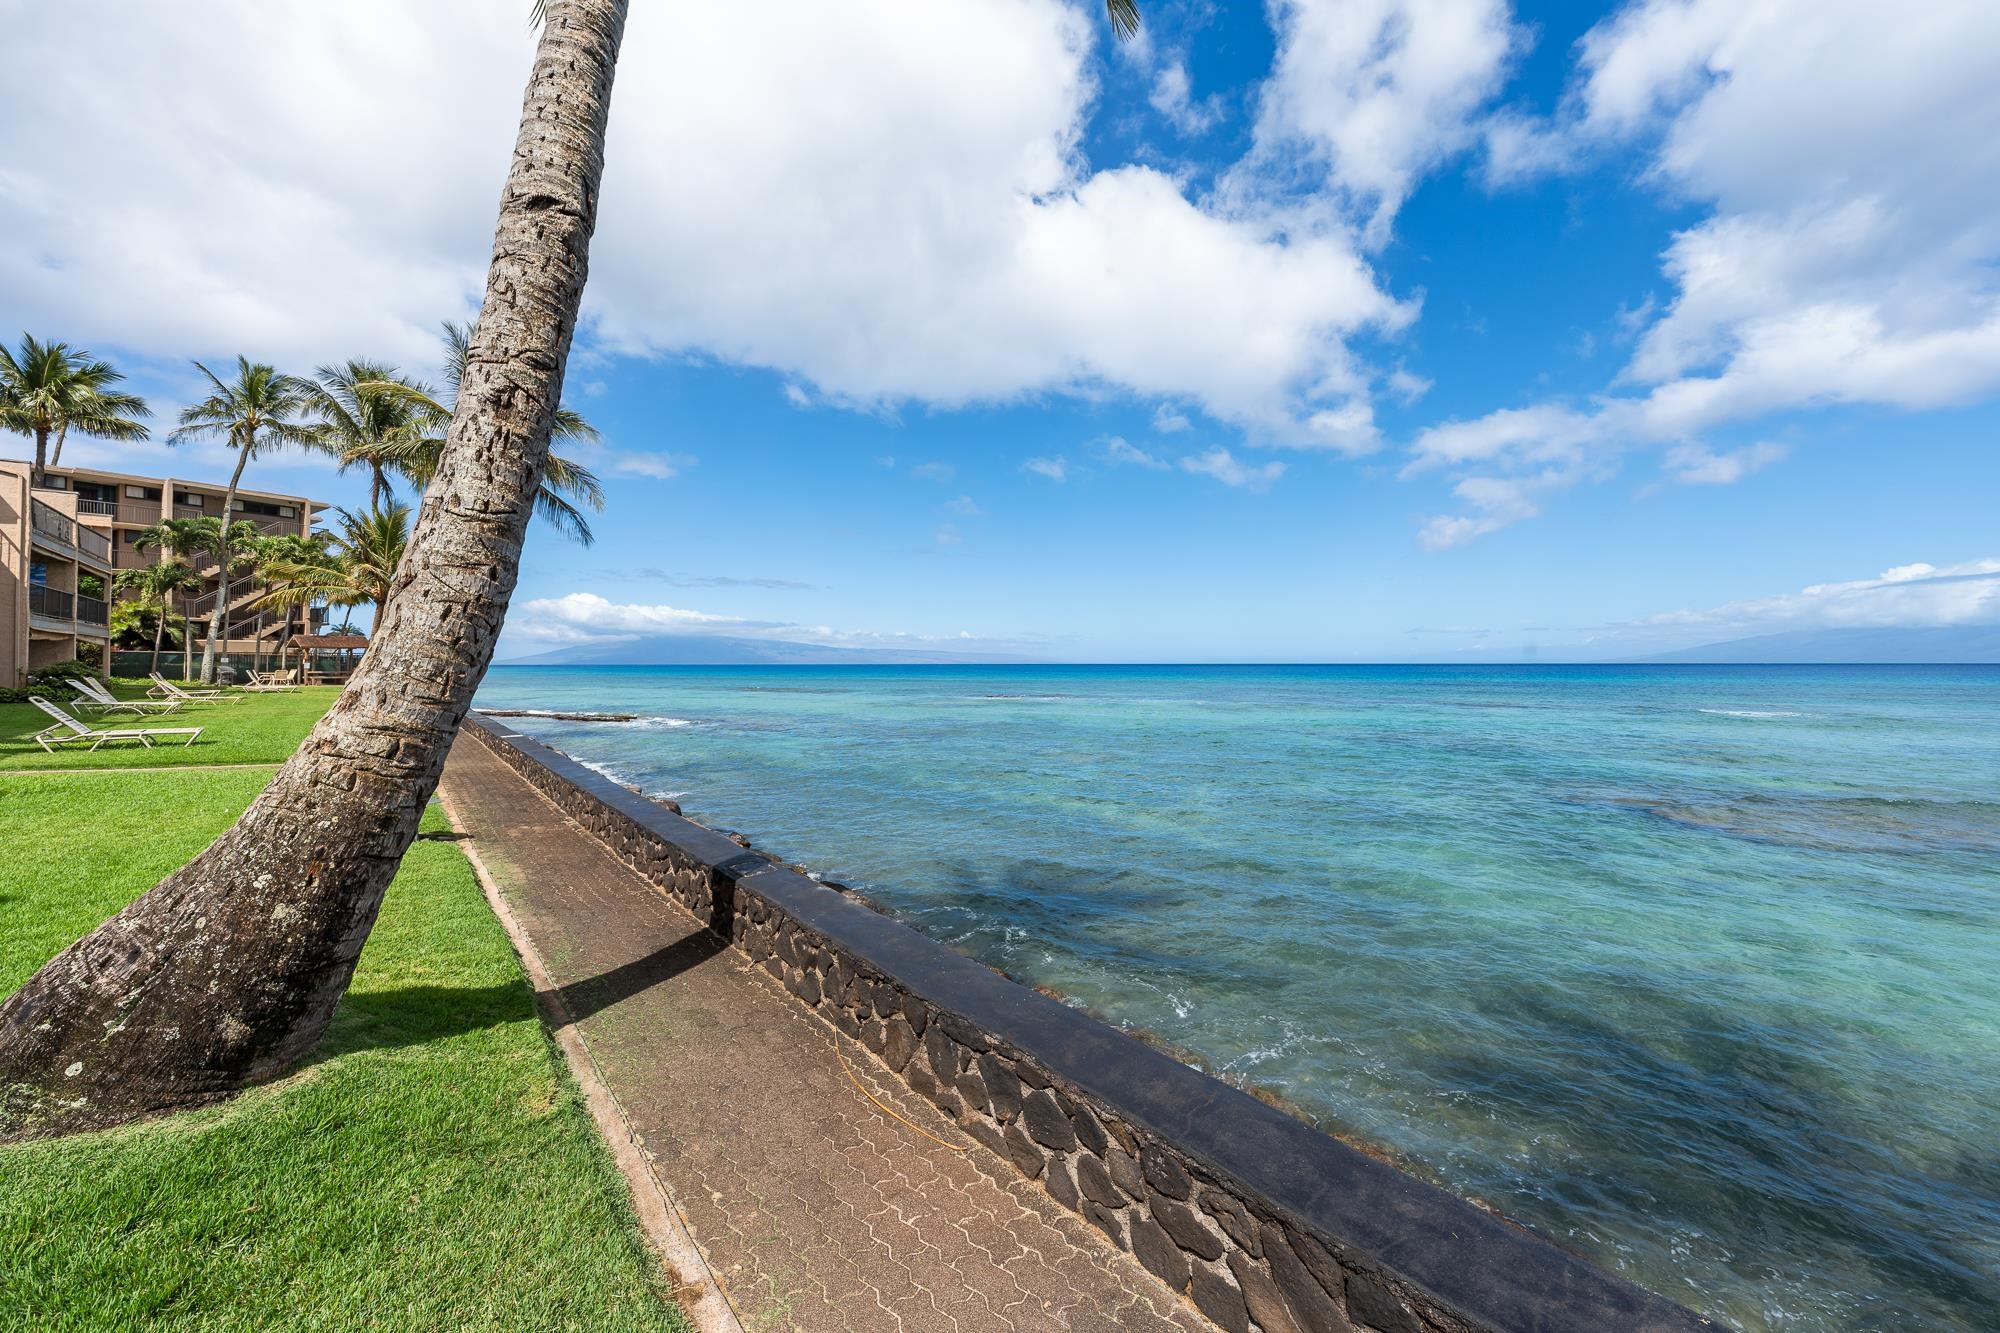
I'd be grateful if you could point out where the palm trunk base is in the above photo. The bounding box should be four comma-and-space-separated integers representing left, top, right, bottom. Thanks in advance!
0, 725, 437, 1142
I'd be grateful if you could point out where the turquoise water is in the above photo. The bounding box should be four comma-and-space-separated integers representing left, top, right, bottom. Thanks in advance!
474, 664, 2000, 1331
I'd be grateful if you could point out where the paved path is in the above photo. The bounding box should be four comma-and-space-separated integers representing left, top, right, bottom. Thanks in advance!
441, 738, 1206, 1333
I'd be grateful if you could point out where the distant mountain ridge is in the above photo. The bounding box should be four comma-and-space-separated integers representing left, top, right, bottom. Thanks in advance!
1636, 625, 2000, 664
503, 633, 1036, 666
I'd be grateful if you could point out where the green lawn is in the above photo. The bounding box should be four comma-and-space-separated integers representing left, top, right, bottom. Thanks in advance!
0, 698, 689, 1330
0, 685, 344, 771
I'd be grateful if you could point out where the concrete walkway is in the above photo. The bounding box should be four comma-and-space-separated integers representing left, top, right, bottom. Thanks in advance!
440, 737, 1206, 1333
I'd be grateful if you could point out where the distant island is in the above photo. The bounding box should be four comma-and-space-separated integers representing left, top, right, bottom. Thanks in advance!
1635, 625, 2000, 664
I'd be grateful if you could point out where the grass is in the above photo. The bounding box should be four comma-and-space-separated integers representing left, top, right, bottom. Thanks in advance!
0, 694, 690, 1331
0, 685, 344, 771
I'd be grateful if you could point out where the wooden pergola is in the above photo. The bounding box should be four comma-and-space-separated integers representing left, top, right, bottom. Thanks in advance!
285, 633, 369, 685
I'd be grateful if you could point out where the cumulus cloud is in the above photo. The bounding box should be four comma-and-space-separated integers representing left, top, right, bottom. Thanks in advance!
1149, 59, 1224, 135
0, 2, 1417, 451
1434, 0, 2000, 543
1243, 0, 1521, 241
1022, 456, 1069, 481
508, 593, 758, 644
1180, 447, 1285, 493
1637, 560, 2000, 633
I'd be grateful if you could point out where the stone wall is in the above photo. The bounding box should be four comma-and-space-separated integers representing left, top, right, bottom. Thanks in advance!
462, 715, 1725, 1333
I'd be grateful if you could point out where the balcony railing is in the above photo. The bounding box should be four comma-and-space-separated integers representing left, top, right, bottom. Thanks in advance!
76, 593, 108, 627
27, 499, 111, 563
29, 498, 75, 549
28, 585, 73, 621
77, 498, 117, 517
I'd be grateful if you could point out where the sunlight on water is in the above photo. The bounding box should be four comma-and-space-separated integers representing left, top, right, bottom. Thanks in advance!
475, 664, 2000, 1333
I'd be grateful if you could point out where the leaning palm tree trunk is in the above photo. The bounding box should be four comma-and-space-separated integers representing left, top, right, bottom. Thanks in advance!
0, 0, 628, 1138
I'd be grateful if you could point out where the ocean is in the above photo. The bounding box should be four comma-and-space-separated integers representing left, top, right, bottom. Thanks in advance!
472, 664, 1999, 1332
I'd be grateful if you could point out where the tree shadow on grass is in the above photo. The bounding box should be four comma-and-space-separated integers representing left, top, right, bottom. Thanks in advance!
319, 929, 733, 1058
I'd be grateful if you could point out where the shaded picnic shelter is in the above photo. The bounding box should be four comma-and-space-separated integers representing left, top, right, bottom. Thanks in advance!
285, 632, 368, 684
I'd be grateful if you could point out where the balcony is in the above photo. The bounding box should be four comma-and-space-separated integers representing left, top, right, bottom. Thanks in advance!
28, 584, 74, 623
77, 498, 118, 518
28, 499, 112, 566
77, 593, 109, 627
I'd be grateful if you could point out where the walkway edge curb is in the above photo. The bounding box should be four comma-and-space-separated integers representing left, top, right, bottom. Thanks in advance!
435, 784, 744, 1333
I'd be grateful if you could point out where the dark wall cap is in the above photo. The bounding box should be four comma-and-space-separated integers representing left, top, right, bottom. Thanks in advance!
457, 715, 1725, 1333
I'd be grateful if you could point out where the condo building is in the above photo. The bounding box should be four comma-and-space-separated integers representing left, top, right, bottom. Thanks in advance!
0, 459, 326, 685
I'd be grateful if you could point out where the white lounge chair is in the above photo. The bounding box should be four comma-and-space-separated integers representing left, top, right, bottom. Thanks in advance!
148, 671, 242, 703
28, 697, 204, 752
241, 669, 300, 692
70, 677, 185, 715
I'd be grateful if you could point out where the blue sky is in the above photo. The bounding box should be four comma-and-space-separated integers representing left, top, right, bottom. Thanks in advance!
5, 0, 1998, 661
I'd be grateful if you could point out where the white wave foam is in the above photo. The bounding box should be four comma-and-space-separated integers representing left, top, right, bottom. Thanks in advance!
1698, 708, 1804, 719
634, 715, 697, 728
577, 758, 630, 783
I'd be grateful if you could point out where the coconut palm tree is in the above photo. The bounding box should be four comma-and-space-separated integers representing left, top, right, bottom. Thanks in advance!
299, 360, 432, 509
0, 0, 1141, 1139
167, 359, 320, 682
368, 322, 606, 544
256, 503, 409, 628
131, 516, 215, 680
0, 335, 152, 483
116, 560, 202, 677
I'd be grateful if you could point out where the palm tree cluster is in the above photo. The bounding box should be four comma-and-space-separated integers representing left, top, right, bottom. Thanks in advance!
0, 335, 152, 482
4, 325, 605, 682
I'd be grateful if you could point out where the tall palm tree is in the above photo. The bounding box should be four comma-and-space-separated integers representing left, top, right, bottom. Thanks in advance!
167, 358, 320, 682
256, 503, 410, 628
0, 0, 1142, 1139
299, 360, 431, 509
116, 560, 202, 677
132, 516, 215, 680
0, 335, 152, 483
368, 322, 606, 544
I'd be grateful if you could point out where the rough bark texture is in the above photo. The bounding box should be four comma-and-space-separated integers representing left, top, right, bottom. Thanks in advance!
0, 0, 629, 1140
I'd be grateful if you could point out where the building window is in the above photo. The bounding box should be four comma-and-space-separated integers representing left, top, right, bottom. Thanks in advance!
41, 475, 68, 489
236, 498, 287, 518
125, 485, 162, 500
176, 491, 204, 507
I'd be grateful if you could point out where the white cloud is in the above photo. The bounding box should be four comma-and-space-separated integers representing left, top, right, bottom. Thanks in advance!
1386, 367, 1433, 404
1638, 560, 2000, 633
1417, 469, 1565, 549
1442, 0, 2000, 544
1244, 0, 1521, 241
1152, 405, 1192, 433
0, 0, 1413, 449
509, 592, 749, 644
1022, 456, 1069, 481
1180, 447, 1285, 493
603, 450, 696, 480
945, 495, 983, 516
1660, 440, 1785, 486
1100, 436, 1166, 469
1150, 59, 1223, 135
